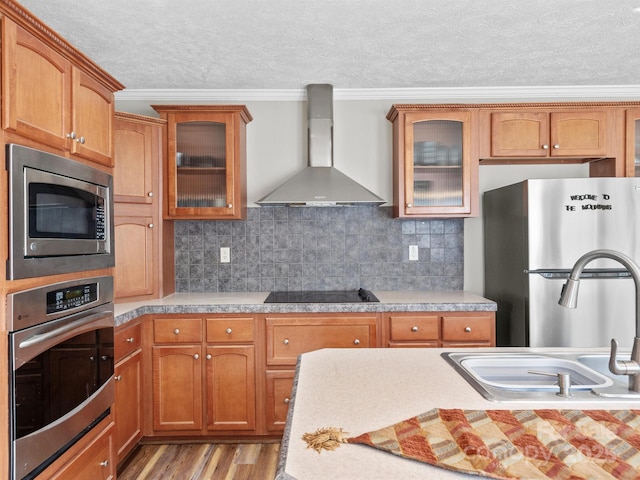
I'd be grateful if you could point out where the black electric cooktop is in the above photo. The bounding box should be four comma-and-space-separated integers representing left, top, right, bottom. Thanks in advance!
264, 288, 379, 303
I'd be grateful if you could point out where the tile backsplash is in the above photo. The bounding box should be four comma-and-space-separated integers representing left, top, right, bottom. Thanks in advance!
174, 206, 463, 292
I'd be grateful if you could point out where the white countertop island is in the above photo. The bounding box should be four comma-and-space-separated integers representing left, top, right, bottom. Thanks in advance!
276, 347, 640, 480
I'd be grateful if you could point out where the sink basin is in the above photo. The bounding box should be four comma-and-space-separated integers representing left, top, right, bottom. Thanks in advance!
442, 351, 633, 402
460, 355, 613, 390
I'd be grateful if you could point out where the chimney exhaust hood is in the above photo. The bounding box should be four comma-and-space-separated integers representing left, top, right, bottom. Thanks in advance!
256, 84, 385, 207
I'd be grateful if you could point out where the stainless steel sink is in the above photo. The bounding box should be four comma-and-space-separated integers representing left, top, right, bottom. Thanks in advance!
443, 351, 640, 402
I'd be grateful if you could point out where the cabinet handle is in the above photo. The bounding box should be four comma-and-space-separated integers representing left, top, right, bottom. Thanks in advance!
284, 397, 290, 404
227, 203, 233, 208
194, 353, 199, 360
542, 144, 549, 149
126, 337, 135, 343
553, 144, 560, 149
464, 326, 472, 333
101, 355, 109, 361
148, 223, 154, 228
174, 328, 180, 335
206, 354, 212, 360
406, 203, 413, 208
283, 338, 290, 345
89, 356, 95, 362
148, 191, 154, 197
100, 460, 109, 468
76, 136, 86, 144
114, 375, 122, 381
226, 328, 232, 334
411, 326, 419, 332
354, 339, 360, 345
66, 131, 76, 140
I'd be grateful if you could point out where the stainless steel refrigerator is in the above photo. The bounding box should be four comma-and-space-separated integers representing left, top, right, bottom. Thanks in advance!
484, 177, 640, 348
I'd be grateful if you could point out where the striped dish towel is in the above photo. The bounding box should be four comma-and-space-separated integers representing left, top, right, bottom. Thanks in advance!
302, 409, 640, 479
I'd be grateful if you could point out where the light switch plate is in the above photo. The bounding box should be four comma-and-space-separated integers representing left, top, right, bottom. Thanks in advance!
409, 245, 419, 261
220, 247, 230, 263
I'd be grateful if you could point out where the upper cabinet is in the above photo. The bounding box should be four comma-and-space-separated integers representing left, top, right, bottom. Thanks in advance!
387, 106, 478, 218
152, 105, 252, 220
626, 109, 640, 177
1, 17, 123, 167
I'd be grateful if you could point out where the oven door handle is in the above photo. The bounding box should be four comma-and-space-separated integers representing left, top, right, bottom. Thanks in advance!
18, 310, 113, 350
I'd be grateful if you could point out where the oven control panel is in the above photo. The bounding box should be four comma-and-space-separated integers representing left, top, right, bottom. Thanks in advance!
46, 283, 98, 314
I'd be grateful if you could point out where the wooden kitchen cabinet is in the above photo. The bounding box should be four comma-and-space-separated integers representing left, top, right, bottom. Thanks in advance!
384, 312, 495, 347
625, 109, 640, 177
114, 112, 172, 302
265, 314, 379, 366
387, 106, 478, 218
1, 17, 122, 167
152, 105, 252, 220
39, 416, 115, 480
265, 370, 295, 432
113, 321, 142, 465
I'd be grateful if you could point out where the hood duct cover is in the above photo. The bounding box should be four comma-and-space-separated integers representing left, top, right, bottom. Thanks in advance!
256, 84, 385, 206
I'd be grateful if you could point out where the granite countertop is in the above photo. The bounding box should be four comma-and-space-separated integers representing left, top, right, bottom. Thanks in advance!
114, 290, 496, 326
276, 347, 640, 480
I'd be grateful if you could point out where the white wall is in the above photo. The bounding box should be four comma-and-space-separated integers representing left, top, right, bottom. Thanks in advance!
115, 97, 595, 295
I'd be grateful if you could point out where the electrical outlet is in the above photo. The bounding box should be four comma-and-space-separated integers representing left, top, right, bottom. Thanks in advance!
220, 247, 230, 263
409, 245, 419, 261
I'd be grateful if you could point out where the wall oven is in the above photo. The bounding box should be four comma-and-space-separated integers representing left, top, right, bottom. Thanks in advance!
8, 276, 114, 480
6, 144, 114, 280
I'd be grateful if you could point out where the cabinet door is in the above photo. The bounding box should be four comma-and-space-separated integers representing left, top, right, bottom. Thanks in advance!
403, 111, 474, 216
205, 345, 256, 431
490, 111, 549, 157
71, 67, 115, 166
1, 17, 71, 150
114, 212, 157, 299
265, 370, 294, 432
114, 350, 142, 464
48, 421, 115, 480
626, 108, 640, 177
550, 110, 608, 157
152, 345, 202, 431
114, 116, 156, 204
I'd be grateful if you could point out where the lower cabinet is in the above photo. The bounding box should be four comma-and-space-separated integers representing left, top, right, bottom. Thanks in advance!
265, 370, 295, 432
149, 316, 257, 435
39, 416, 115, 480
385, 312, 496, 347
114, 350, 142, 463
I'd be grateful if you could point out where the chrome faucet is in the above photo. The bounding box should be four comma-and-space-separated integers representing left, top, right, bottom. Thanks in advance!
558, 249, 640, 393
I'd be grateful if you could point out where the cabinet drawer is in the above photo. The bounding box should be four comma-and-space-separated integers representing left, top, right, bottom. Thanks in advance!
266, 316, 377, 365
441, 315, 494, 342
114, 321, 142, 362
389, 315, 439, 341
206, 317, 254, 343
153, 318, 202, 343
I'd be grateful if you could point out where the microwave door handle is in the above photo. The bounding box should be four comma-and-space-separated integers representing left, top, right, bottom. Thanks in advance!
18, 310, 113, 350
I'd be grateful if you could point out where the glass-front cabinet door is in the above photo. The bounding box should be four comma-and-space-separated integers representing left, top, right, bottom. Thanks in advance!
153, 105, 252, 219
626, 109, 640, 177
387, 106, 477, 217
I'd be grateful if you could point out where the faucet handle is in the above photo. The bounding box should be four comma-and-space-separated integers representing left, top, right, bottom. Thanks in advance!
609, 338, 640, 375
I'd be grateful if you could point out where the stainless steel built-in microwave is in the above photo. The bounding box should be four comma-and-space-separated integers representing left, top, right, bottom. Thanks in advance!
6, 144, 114, 279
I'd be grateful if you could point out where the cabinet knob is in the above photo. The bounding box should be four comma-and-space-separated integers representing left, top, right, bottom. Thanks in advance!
174, 328, 180, 335
101, 355, 109, 361
227, 203, 233, 209
89, 356, 95, 362
194, 353, 199, 360
206, 354, 212, 360
148, 223, 154, 228
226, 328, 232, 334
148, 191, 154, 197
542, 144, 549, 149
283, 338, 290, 345
354, 339, 360, 345
66, 131, 76, 140
284, 397, 290, 404
126, 337, 135, 343
411, 326, 419, 332
114, 375, 122, 381
464, 326, 472, 333
553, 144, 560, 149
406, 203, 413, 208
76, 136, 86, 144
100, 460, 109, 468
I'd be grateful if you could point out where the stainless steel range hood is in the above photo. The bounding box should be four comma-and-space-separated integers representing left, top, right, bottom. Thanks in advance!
256, 84, 385, 207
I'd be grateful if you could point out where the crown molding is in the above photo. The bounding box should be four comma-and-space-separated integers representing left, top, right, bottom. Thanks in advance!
115, 85, 640, 102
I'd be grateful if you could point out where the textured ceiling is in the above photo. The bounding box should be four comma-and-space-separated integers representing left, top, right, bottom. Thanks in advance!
19, 0, 640, 91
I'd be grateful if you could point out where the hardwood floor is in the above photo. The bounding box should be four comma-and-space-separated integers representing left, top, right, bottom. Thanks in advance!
118, 442, 281, 480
